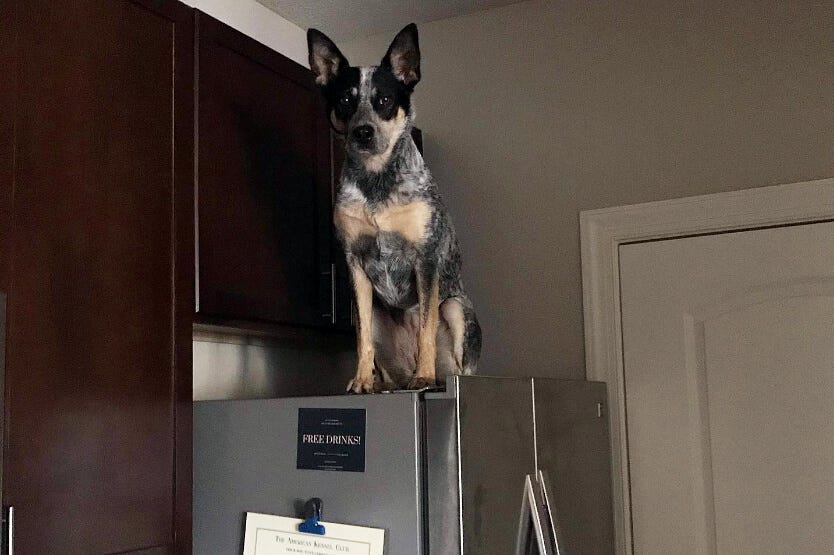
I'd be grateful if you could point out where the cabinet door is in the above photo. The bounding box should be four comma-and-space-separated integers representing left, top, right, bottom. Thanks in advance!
1, 1, 194, 553
196, 13, 333, 327
0, 0, 13, 296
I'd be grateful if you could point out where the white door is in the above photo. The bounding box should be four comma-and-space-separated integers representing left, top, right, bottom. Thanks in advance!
618, 221, 834, 554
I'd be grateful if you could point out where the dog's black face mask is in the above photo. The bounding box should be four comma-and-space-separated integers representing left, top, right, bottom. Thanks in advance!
308, 24, 420, 171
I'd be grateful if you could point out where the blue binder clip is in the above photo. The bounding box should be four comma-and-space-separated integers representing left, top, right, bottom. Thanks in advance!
299, 497, 326, 536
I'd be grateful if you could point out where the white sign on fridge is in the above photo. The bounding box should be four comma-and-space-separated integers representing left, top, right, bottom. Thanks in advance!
243, 512, 385, 555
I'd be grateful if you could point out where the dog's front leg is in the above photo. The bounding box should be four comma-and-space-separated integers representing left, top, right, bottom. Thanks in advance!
409, 262, 440, 389
346, 258, 379, 394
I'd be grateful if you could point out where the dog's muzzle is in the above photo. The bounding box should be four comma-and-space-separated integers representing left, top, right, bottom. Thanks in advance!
351, 125, 375, 148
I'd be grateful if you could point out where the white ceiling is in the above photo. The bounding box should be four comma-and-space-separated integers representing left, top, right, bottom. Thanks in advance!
255, 0, 526, 42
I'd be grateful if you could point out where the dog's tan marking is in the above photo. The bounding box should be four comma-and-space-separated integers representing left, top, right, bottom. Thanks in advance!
330, 111, 346, 133
347, 262, 377, 393
363, 108, 406, 173
334, 203, 375, 243
336, 199, 431, 245
410, 270, 439, 387
440, 298, 466, 372
374, 200, 431, 244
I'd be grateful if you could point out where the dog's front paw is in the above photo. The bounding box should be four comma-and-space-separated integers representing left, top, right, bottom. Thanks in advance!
407, 375, 436, 390
346, 376, 381, 394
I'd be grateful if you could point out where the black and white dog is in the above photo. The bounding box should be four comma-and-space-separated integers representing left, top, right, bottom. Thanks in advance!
308, 23, 481, 393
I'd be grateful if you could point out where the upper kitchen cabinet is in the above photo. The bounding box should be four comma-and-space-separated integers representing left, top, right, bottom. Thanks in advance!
0, 0, 194, 553
195, 13, 335, 328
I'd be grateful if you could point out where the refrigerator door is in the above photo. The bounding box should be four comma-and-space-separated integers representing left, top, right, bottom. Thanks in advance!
426, 376, 538, 555
194, 392, 425, 554
427, 376, 614, 555
533, 378, 614, 553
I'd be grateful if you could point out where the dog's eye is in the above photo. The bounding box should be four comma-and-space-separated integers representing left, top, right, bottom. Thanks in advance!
376, 95, 391, 107
339, 93, 352, 106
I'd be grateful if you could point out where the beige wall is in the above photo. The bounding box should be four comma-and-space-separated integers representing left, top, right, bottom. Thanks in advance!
181, 0, 308, 65
341, 0, 834, 379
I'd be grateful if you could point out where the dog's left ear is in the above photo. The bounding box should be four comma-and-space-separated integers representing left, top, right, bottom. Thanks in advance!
382, 23, 420, 87
308, 28, 349, 87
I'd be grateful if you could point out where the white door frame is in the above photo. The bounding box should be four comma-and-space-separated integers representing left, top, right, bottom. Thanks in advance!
580, 178, 834, 554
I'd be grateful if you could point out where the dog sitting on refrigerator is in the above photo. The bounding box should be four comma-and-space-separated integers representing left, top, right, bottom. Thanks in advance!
307, 23, 481, 393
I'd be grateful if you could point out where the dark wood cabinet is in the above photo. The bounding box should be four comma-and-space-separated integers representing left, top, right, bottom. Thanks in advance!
0, 1, 194, 553
195, 14, 425, 332
0, 2, 418, 551
195, 13, 335, 328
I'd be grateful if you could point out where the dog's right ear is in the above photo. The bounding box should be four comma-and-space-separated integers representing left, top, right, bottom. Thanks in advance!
307, 29, 349, 87
382, 23, 420, 87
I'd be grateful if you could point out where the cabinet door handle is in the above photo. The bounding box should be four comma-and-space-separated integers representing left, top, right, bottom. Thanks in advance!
321, 264, 336, 325
330, 263, 336, 325
5, 506, 13, 555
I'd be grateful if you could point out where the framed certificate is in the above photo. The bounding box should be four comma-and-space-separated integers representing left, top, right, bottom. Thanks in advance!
242, 512, 385, 555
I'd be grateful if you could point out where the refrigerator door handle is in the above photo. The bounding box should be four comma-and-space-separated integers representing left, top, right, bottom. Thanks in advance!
515, 473, 561, 555
537, 470, 563, 554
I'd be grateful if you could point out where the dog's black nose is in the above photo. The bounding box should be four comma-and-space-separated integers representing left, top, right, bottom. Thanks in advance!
352, 125, 374, 145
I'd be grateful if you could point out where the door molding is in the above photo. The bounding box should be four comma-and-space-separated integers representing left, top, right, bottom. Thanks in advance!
579, 178, 834, 554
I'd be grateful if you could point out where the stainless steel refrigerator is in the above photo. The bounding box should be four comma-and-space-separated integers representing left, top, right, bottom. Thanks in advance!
194, 375, 614, 554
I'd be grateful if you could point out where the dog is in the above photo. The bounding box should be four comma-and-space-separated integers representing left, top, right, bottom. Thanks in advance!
308, 23, 481, 393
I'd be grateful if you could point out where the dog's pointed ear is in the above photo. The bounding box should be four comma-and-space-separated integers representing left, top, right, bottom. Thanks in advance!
307, 28, 349, 87
381, 23, 420, 87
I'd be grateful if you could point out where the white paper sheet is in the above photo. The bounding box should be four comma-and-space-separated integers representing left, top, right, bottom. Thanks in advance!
242, 512, 385, 555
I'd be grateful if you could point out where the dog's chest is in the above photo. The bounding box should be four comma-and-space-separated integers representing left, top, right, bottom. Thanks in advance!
334, 196, 431, 308
333, 197, 431, 245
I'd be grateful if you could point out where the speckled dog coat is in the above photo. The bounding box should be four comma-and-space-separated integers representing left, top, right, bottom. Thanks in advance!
308, 23, 481, 392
